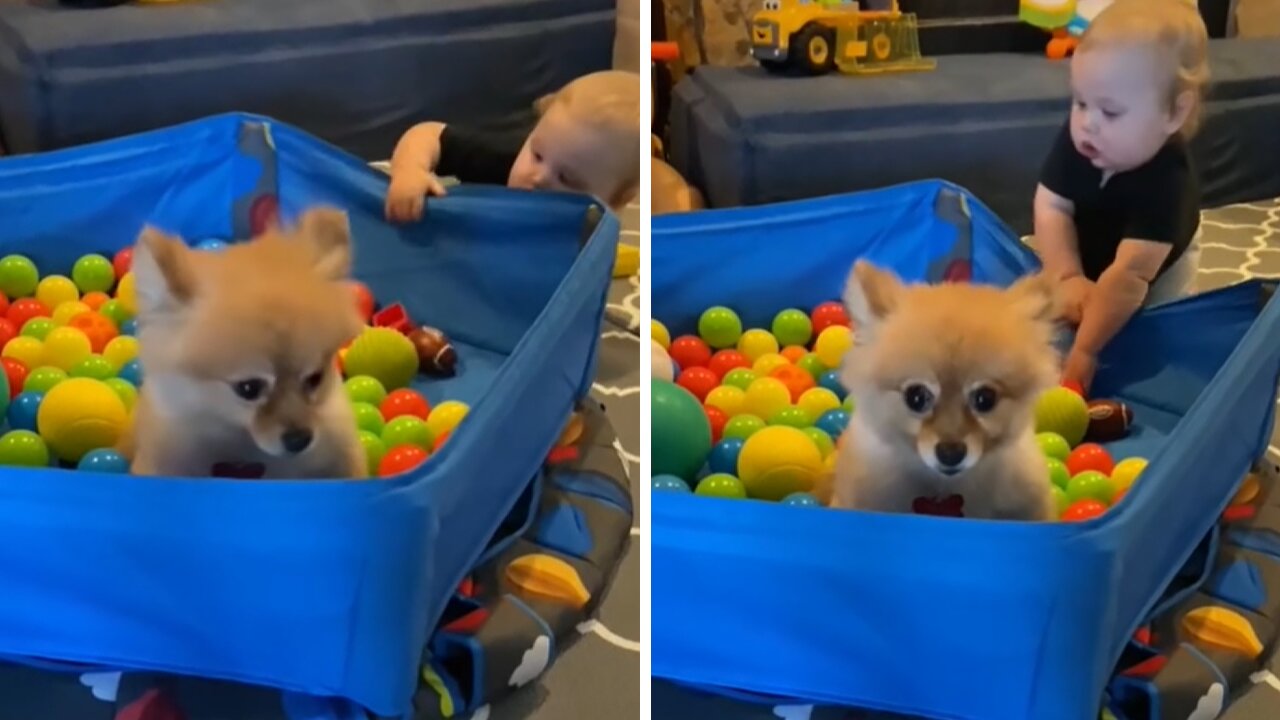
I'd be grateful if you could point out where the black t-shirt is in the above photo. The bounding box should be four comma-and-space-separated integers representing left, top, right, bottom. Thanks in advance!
1039, 122, 1200, 281
435, 124, 529, 186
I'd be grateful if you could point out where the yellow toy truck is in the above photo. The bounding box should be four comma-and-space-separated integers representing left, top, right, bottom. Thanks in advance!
750, 0, 935, 76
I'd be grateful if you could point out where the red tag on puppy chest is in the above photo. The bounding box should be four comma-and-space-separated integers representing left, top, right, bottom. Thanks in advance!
912, 494, 964, 517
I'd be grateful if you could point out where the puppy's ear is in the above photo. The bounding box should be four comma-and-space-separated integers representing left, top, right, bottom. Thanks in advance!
1007, 270, 1059, 323
296, 206, 352, 281
843, 259, 902, 330
132, 226, 197, 318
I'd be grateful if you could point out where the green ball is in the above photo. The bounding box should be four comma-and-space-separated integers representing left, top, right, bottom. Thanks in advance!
698, 306, 743, 349
768, 406, 812, 428
0, 430, 49, 467
722, 413, 766, 441
99, 299, 131, 327
0, 255, 39, 299
721, 368, 758, 390
343, 327, 419, 391
72, 254, 116, 294
651, 379, 712, 481
103, 378, 137, 411
802, 426, 835, 458
796, 353, 828, 381
842, 395, 856, 413
1035, 388, 1089, 447
358, 431, 387, 476
0, 368, 8, 418
352, 401, 385, 435
382, 415, 433, 450
1046, 457, 1070, 490
345, 375, 388, 406
771, 308, 813, 348
1051, 485, 1071, 517
1067, 470, 1114, 505
695, 473, 748, 499
70, 356, 117, 381
20, 317, 56, 341
1037, 432, 1071, 461
24, 366, 67, 394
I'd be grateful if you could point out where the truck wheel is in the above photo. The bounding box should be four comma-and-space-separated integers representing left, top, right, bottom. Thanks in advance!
792, 24, 836, 75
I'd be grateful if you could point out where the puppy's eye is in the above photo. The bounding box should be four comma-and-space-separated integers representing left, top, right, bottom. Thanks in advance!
232, 378, 269, 401
902, 383, 934, 413
969, 386, 999, 414
303, 370, 324, 393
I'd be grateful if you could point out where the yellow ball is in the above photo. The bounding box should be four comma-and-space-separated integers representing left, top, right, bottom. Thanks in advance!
1111, 457, 1148, 493
41, 327, 92, 371
342, 327, 419, 390
705, 385, 747, 417
737, 328, 779, 362
813, 326, 853, 368
1034, 387, 1090, 447
744, 377, 791, 420
751, 352, 789, 376
797, 387, 841, 419
102, 336, 140, 371
116, 271, 138, 316
737, 425, 824, 500
37, 377, 129, 463
651, 320, 670, 350
2, 337, 44, 369
36, 275, 79, 309
427, 400, 470, 438
52, 301, 92, 327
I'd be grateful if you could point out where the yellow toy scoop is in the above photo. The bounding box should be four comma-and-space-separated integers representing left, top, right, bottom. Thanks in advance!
1181, 605, 1265, 658
613, 244, 639, 278
506, 553, 592, 609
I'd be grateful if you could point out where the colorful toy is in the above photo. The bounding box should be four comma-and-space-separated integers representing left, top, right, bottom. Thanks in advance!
426, 401, 470, 439
51, 301, 91, 327
24, 367, 67, 395
408, 326, 458, 376
77, 448, 129, 473
1066, 470, 1114, 505
698, 306, 743, 349
1036, 432, 1071, 461
705, 385, 747, 417
0, 255, 39, 299
111, 247, 133, 280
102, 336, 139, 372
36, 377, 129, 463
1034, 387, 1090, 447
505, 553, 592, 609
723, 414, 766, 441
770, 365, 816, 402
736, 329, 778, 362
669, 335, 711, 370
1066, 443, 1114, 477
70, 356, 116, 381
704, 405, 728, 443
652, 320, 670, 349
36, 275, 79, 310
750, 0, 935, 76
352, 402, 386, 435
7, 392, 43, 432
20, 317, 56, 341
696, 473, 749, 499
743, 377, 792, 420
358, 431, 387, 475
771, 309, 812, 348
342, 327, 419, 391
812, 325, 853, 367
118, 359, 143, 387
2, 359, 27, 400
382, 416, 433, 451
810, 301, 850, 334
707, 349, 750, 379
380, 388, 430, 421
653, 474, 692, 492
40, 326, 92, 371
676, 367, 719, 402
0, 429, 49, 467
114, 271, 138, 316
8, 298, 50, 329
1084, 399, 1133, 442
721, 368, 758, 390
652, 341, 675, 382
737, 425, 824, 501
378, 444, 429, 477
752, 352, 789, 377
345, 375, 388, 406
652, 379, 713, 481
2, 338, 43, 373
71, 254, 116, 294
103, 378, 136, 411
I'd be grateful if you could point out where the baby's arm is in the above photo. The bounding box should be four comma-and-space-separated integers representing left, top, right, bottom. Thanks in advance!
386, 122, 449, 224
1034, 184, 1093, 324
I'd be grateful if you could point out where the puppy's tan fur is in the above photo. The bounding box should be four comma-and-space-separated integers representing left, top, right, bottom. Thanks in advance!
120, 207, 366, 479
819, 261, 1061, 520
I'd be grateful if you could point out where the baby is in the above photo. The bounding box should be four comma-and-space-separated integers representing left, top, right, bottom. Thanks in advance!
1033, 0, 1209, 391
385, 70, 641, 222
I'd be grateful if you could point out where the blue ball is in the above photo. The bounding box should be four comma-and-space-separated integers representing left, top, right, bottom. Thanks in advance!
818, 370, 846, 399
120, 318, 138, 336
652, 474, 691, 493
78, 448, 130, 473
7, 391, 43, 432
815, 409, 851, 438
195, 238, 228, 252
782, 491, 821, 507
119, 359, 143, 387
707, 438, 744, 475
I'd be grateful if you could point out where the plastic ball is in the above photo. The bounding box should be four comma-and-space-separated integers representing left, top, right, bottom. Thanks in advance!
102, 336, 139, 372
345, 375, 388, 406
810, 301, 850, 334
817, 369, 845, 398
652, 474, 692, 492
737, 425, 824, 501
36, 275, 79, 309
736, 328, 779, 362
0, 296, 8, 320
0, 256, 39, 299
112, 247, 133, 279
668, 335, 711, 370
0, 319, 15, 349
382, 415, 433, 451
348, 281, 375, 322
1061, 499, 1107, 522
695, 473, 748, 499
842, 395, 856, 413
380, 388, 431, 421
771, 308, 813, 347
81, 291, 109, 311
24, 366, 67, 394
7, 392, 42, 431
1111, 457, 1148, 494
1067, 470, 1114, 506
651, 320, 670, 349
431, 430, 451, 453
780, 345, 807, 364
771, 365, 816, 402
103, 378, 137, 411
704, 404, 728, 444
2, 358, 27, 400
37, 377, 129, 463
196, 238, 228, 252
1050, 485, 1071, 516
40, 326, 92, 371
99, 299, 131, 328
115, 271, 138, 316
721, 368, 758, 391
0, 429, 49, 467
704, 385, 747, 417
352, 402, 386, 435
72, 255, 116, 294
723, 414, 766, 441
751, 352, 789, 377
795, 353, 828, 381
1034, 387, 1089, 448
802, 427, 836, 458
51, 301, 91, 327
378, 444, 429, 477
652, 341, 675, 382
426, 400, 470, 439
768, 406, 812, 428
1061, 379, 1086, 398
118, 359, 143, 387
2, 337, 43, 369
358, 431, 387, 475
744, 377, 791, 420
1036, 432, 1071, 461
815, 409, 851, 438
20, 317, 56, 341
119, 318, 138, 336
676, 366, 720, 402
782, 491, 822, 507
67, 312, 117, 352
1066, 443, 1115, 477
707, 349, 750, 379
813, 325, 854, 368
77, 448, 130, 473
70, 356, 116, 381
1047, 457, 1070, 490
707, 438, 745, 475
0, 366, 9, 415
651, 380, 712, 481
7, 298, 50, 329
342, 327, 418, 390
698, 306, 743, 349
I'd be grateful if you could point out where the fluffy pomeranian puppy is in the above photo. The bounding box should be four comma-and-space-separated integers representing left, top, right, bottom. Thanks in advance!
120, 207, 367, 479
823, 260, 1062, 521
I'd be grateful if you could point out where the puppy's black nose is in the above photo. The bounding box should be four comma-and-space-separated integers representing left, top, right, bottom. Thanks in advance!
282, 427, 314, 454
935, 441, 967, 469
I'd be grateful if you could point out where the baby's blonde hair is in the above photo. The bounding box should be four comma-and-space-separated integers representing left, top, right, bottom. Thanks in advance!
535, 70, 642, 206
1078, 0, 1210, 138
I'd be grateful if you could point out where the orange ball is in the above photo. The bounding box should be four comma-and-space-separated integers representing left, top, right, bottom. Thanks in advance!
380, 388, 431, 421
378, 444, 429, 477
81, 291, 110, 311
7, 298, 49, 329
707, 349, 750, 379
770, 364, 817, 402
67, 311, 119, 354
1066, 443, 1115, 477
780, 345, 807, 363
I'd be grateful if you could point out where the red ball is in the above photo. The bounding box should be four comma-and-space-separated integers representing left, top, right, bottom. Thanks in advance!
0, 318, 15, 349
2, 359, 26, 399
432, 430, 451, 453
113, 247, 133, 280
1066, 443, 1115, 477
1061, 379, 1087, 399
704, 404, 727, 444
811, 301, 850, 335
6, 298, 49, 329
668, 335, 712, 370
707, 349, 750, 379
1061, 499, 1108, 522
0, 295, 9, 318
378, 444, 429, 477
350, 282, 376, 322
380, 388, 431, 421
676, 366, 720, 402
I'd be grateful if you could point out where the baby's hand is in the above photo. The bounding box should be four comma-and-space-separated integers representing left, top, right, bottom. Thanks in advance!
1058, 276, 1095, 326
385, 169, 447, 224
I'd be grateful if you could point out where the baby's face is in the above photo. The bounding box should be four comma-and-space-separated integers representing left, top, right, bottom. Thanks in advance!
508, 104, 631, 205
1069, 44, 1185, 172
